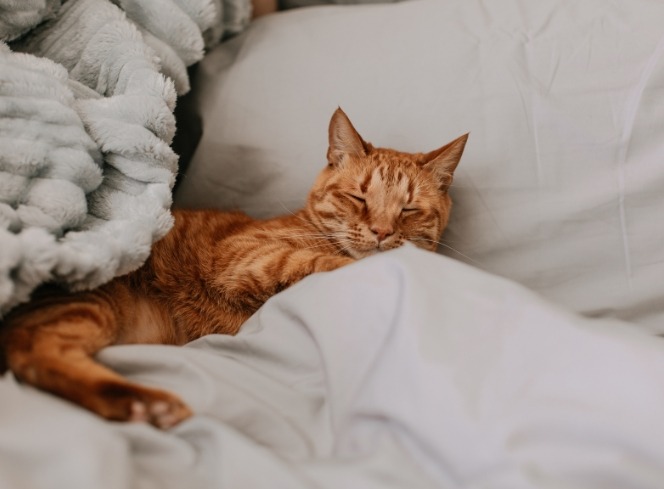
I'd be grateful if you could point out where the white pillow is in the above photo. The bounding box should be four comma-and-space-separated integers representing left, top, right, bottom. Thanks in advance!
174, 0, 664, 332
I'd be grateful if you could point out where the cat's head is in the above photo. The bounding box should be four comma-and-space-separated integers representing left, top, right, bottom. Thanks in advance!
305, 108, 468, 258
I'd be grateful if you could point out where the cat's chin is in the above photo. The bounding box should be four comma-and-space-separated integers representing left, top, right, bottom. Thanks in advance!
345, 248, 379, 259
348, 245, 403, 259
346, 240, 408, 258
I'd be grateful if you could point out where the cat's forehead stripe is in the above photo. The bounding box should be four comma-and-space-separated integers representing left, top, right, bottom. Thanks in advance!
395, 169, 410, 191
407, 179, 415, 202
373, 164, 394, 186
379, 165, 387, 181
363, 163, 415, 199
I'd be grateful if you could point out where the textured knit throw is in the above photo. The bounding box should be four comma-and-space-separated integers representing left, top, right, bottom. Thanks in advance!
0, 0, 251, 314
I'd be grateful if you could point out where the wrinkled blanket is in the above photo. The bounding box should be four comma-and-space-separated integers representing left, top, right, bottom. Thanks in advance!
2, 245, 664, 488
0, 0, 251, 314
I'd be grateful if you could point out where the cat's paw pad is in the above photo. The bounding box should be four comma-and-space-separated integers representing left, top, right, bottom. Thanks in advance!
95, 382, 193, 429
129, 397, 192, 429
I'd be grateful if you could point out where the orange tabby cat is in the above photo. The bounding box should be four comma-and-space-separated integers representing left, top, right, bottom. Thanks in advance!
1, 108, 467, 429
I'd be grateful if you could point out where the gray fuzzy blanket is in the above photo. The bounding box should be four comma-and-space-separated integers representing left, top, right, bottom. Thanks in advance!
0, 0, 250, 314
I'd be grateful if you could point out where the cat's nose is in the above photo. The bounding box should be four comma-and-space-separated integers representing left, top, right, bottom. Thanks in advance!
370, 225, 394, 242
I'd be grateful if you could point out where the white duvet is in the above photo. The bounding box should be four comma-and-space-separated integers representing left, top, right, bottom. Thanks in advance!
2, 246, 664, 488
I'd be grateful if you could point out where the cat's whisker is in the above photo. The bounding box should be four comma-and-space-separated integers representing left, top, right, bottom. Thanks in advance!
334, 239, 360, 254
278, 202, 318, 226
445, 183, 475, 189
296, 236, 351, 249
297, 237, 357, 256
278, 201, 300, 215
410, 237, 482, 266
437, 236, 462, 244
297, 241, 336, 252
285, 232, 351, 246
284, 234, 334, 240
334, 243, 353, 256
315, 236, 355, 248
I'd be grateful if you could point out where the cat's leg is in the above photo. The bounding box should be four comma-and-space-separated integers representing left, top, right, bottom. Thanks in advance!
218, 246, 354, 314
297, 251, 356, 276
1, 287, 192, 429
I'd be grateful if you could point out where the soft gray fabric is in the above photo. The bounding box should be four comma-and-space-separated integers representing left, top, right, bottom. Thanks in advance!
0, 0, 251, 315
0, 0, 60, 42
2, 246, 664, 488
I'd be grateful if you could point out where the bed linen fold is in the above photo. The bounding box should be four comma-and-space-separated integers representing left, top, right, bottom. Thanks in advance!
1, 246, 663, 488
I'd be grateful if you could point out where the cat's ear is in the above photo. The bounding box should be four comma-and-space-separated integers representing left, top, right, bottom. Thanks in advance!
327, 108, 369, 167
421, 133, 469, 191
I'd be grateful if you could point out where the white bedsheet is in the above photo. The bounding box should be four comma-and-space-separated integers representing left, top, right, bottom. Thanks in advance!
2, 246, 664, 488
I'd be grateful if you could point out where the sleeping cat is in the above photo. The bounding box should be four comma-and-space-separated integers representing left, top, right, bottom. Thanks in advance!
1, 108, 468, 429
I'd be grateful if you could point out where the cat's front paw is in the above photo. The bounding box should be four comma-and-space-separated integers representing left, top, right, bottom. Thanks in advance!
93, 381, 193, 429
313, 255, 355, 273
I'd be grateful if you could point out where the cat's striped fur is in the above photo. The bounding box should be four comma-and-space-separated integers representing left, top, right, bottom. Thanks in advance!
1, 109, 467, 428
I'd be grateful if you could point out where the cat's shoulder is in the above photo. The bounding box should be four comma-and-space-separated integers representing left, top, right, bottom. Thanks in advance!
172, 208, 252, 222
169, 208, 254, 235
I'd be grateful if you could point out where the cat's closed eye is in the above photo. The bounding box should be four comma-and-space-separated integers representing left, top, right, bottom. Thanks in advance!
347, 194, 366, 204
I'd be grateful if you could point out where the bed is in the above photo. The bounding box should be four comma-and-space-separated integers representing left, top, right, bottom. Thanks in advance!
2, 0, 664, 487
